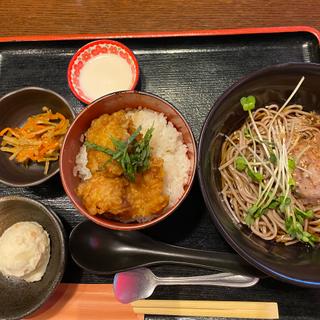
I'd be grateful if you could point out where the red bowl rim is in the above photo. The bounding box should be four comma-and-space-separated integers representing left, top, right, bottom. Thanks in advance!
67, 40, 140, 105
60, 90, 197, 230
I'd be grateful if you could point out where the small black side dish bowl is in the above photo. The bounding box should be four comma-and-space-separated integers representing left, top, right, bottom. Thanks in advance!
0, 87, 75, 187
0, 196, 66, 320
198, 63, 320, 287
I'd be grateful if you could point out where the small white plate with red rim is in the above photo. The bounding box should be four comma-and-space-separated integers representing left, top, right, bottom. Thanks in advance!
67, 39, 139, 104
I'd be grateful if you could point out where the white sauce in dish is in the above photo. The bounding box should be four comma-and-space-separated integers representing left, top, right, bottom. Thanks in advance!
79, 54, 133, 101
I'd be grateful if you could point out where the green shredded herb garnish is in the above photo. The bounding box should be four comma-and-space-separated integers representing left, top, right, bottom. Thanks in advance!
285, 215, 318, 246
245, 205, 267, 226
288, 177, 295, 188
240, 96, 256, 112
288, 158, 296, 172
247, 169, 264, 183
85, 125, 154, 181
235, 156, 247, 171
268, 199, 279, 209
269, 152, 277, 165
244, 127, 251, 138
295, 208, 314, 219
278, 195, 291, 213
245, 213, 255, 226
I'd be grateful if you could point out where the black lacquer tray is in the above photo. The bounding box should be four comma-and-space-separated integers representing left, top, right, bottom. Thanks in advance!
0, 27, 320, 320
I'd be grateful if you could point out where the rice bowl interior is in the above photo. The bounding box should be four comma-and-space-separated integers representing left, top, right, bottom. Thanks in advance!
73, 107, 191, 224
60, 90, 197, 230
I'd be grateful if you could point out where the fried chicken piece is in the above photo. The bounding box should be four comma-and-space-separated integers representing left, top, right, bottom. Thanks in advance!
124, 157, 169, 219
86, 111, 129, 176
76, 172, 129, 216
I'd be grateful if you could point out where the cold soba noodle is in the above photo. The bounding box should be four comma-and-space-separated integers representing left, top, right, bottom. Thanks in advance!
219, 77, 320, 246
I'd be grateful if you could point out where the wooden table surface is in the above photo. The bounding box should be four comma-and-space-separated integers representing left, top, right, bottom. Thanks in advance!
1, 0, 319, 38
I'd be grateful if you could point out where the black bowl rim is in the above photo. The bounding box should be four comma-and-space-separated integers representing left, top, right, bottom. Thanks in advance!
60, 89, 197, 230
0, 86, 76, 188
198, 62, 320, 287
0, 195, 66, 320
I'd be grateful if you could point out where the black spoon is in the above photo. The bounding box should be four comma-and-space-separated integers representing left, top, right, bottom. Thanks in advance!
69, 220, 265, 278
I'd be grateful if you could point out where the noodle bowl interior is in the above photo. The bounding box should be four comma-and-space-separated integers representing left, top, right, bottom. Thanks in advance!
219, 81, 320, 247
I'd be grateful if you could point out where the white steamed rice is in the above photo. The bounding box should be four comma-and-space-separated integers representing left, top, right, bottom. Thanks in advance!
73, 144, 92, 180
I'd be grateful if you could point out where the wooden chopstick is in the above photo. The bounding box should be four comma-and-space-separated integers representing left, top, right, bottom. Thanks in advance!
131, 300, 279, 319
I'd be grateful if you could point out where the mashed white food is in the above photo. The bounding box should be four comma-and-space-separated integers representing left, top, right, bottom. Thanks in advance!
0, 221, 50, 282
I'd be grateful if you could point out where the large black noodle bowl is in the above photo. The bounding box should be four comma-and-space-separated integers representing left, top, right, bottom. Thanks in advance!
198, 63, 320, 287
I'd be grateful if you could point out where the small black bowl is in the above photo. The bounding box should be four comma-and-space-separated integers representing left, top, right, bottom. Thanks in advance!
0, 196, 66, 320
198, 62, 320, 287
0, 87, 75, 187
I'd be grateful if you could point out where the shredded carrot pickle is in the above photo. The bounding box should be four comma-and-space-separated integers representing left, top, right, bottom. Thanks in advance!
0, 107, 70, 174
